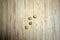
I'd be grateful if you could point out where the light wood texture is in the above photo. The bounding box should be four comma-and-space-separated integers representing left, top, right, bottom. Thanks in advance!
0, 0, 60, 40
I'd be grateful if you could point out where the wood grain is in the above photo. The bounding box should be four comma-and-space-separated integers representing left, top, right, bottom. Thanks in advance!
0, 0, 60, 40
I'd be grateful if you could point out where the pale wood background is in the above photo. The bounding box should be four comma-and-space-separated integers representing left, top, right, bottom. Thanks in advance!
0, 0, 60, 40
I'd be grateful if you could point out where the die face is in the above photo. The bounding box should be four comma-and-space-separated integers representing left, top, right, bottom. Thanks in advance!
15, 0, 45, 40
1, 0, 60, 40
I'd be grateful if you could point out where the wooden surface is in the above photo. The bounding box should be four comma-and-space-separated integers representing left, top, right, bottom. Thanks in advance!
0, 0, 60, 40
